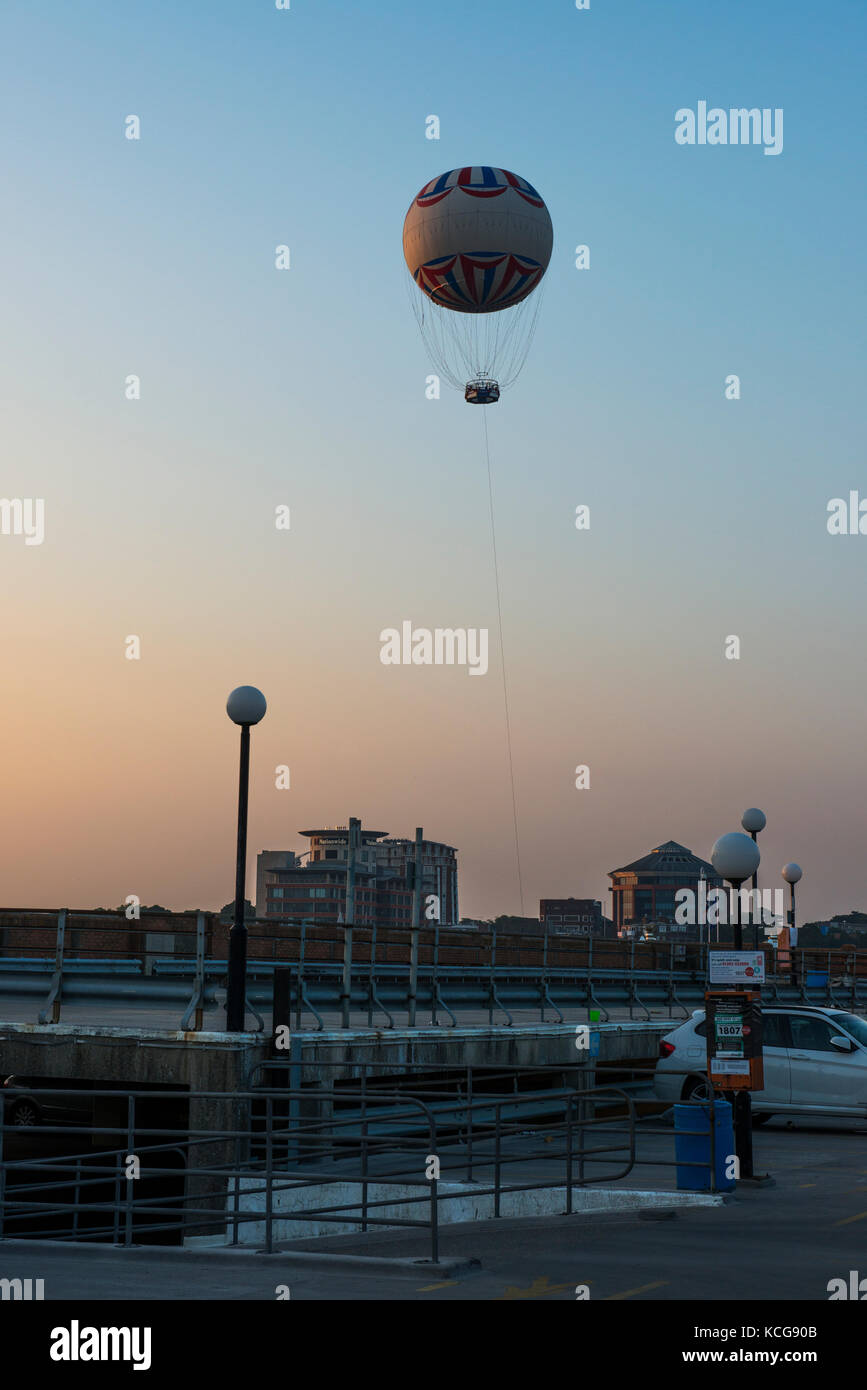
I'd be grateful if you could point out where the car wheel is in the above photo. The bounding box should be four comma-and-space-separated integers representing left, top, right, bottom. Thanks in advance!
682, 1076, 713, 1103
10, 1098, 40, 1127
752, 1112, 772, 1127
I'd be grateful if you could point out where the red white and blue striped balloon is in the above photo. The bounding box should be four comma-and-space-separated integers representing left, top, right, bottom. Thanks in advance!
403, 166, 553, 315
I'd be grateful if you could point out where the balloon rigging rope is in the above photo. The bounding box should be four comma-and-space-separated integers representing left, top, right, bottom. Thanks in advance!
483, 406, 525, 917
406, 274, 544, 392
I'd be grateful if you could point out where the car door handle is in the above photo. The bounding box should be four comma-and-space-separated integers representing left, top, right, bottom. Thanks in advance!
791, 1053, 809, 1060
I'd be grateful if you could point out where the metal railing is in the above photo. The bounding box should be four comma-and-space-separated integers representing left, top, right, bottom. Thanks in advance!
0, 1065, 728, 1263
2, 909, 862, 1031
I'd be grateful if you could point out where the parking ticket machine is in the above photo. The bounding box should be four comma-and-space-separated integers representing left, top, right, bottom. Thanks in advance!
705, 989, 764, 1092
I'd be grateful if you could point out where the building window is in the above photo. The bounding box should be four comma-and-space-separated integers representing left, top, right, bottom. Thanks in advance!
271, 888, 284, 899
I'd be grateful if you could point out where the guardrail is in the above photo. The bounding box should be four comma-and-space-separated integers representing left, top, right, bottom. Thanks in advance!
1, 909, 864, 1030
0, 1069, 725, 1261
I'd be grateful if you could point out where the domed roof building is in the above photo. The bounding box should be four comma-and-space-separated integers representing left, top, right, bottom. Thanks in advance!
609, 840, 722, 936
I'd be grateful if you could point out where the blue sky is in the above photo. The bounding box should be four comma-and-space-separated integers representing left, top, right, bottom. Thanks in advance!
1, 0, 864, 921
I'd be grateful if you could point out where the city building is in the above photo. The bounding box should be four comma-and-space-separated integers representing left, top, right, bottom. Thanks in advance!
260, 820, 459, 926
375, 836, 459, 925
539, 898, 605, 936
608, 839, 723, 937
255, 851, 296, 917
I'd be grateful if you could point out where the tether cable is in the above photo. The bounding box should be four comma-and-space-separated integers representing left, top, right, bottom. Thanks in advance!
483, 405, 525, 917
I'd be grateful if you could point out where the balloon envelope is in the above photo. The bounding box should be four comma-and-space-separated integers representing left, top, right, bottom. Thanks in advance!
403, 166, 553, 314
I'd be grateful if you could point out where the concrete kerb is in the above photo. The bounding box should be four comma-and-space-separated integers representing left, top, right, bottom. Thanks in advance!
0, 1237, 475, 1278
186, 1182, 728, 1250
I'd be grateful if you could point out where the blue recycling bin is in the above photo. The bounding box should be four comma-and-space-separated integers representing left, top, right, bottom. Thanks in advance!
674, 1099, 735, 1192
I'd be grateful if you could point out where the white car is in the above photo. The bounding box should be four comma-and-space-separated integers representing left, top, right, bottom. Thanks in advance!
654, 1004, 867, 1122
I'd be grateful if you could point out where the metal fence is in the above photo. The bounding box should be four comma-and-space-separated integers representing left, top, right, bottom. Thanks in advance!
1, 909, 864, 1031
0, 1067, 724, 1263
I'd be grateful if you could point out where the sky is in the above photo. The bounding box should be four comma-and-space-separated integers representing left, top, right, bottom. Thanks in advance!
1, 0, 864, 924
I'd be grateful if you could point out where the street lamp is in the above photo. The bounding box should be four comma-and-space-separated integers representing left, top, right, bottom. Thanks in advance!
782, 862, 803, 985
782, 863, 802, 924
226, 686, 267, 1032
741, 808, 767, 951
711, 832, 761, 949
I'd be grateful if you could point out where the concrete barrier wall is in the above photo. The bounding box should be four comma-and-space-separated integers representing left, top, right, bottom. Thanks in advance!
193, 1177, 723, 1247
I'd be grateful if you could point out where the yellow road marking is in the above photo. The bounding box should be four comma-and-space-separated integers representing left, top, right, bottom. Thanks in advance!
417, 1280, 457, 1291
497, 1276, 588, 1300
834, 1210, 867, 1227
797, 1183, 817, 1188
604, 1280, 669, 1300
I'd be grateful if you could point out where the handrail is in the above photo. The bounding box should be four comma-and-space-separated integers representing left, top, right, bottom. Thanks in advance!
0, 1077, 656, 1260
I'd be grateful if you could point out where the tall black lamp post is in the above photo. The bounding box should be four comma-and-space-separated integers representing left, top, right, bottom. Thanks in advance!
226, 685, 267, 1032
782, 862, 803, 988
710, 831, 762, 1179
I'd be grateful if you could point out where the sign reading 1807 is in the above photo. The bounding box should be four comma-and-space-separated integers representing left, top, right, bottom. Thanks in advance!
705, 991, 763, 1089
714, 1007, 745, 1058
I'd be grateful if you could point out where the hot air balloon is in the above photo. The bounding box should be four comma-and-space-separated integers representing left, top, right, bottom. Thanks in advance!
403, 165, 553, 403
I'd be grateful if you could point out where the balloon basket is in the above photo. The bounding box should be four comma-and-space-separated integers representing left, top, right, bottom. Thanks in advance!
465, 379, 500, 405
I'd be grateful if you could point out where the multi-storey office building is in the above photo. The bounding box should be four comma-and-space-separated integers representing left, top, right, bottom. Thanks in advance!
260, 821, 459, 926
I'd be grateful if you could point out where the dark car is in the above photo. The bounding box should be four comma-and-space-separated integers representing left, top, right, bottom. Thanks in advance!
1, 1076, 95, 1128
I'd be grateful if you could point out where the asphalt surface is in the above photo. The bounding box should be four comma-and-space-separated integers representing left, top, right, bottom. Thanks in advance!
3, 1115, 866, 1301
